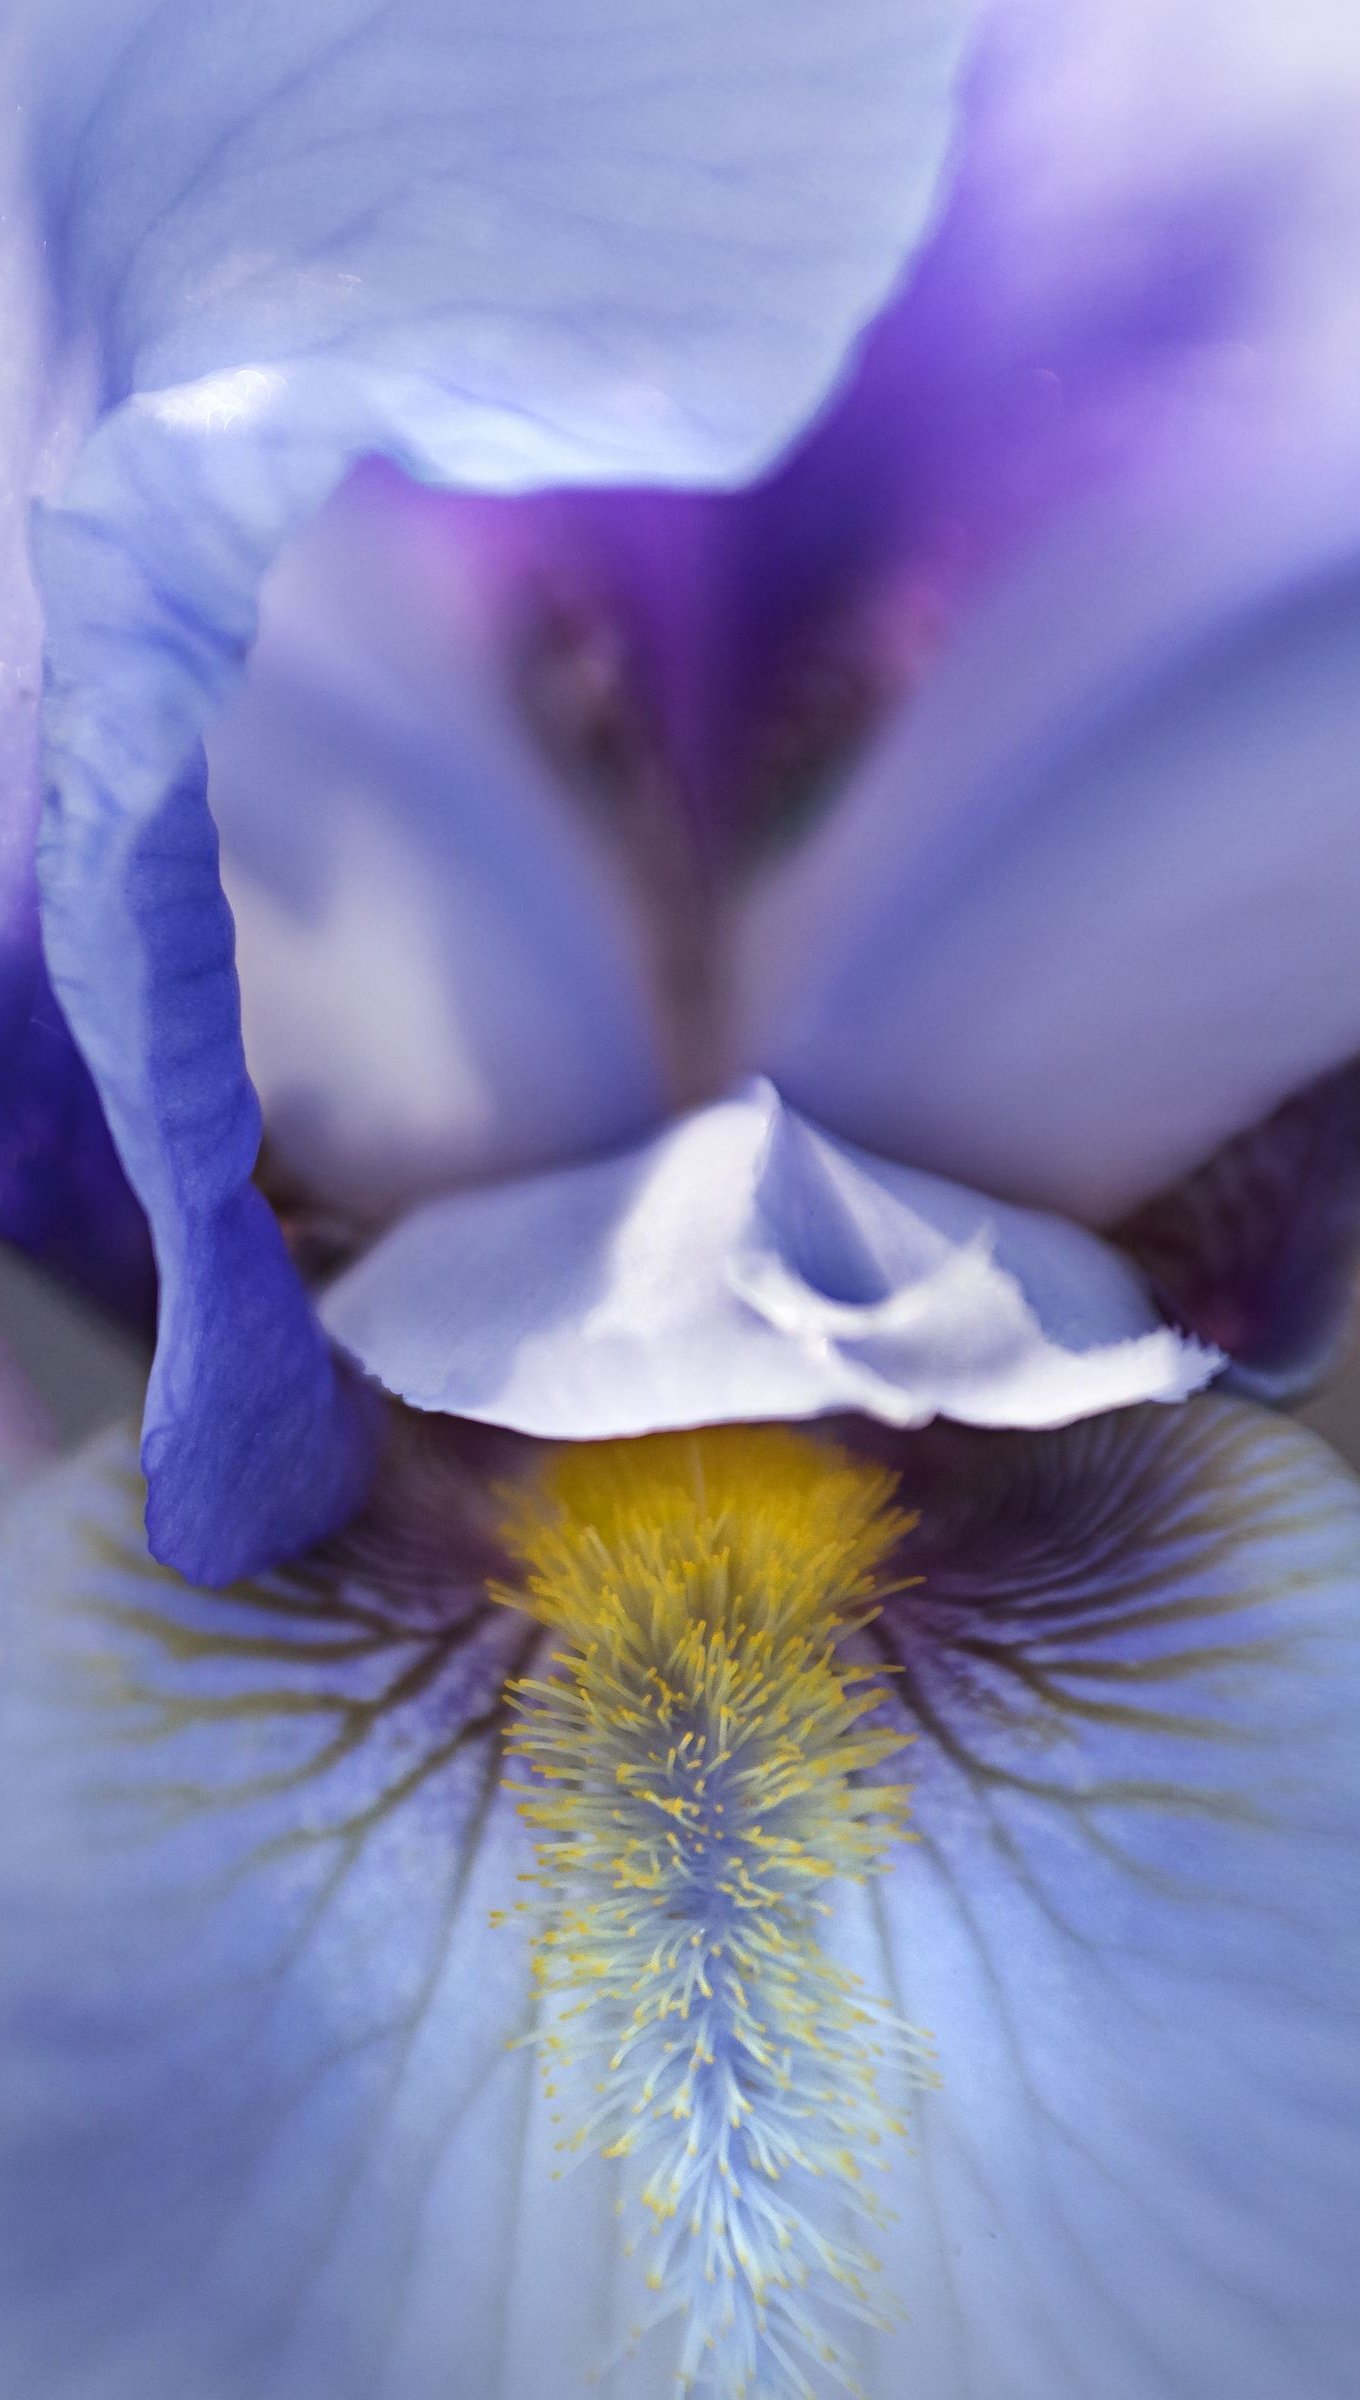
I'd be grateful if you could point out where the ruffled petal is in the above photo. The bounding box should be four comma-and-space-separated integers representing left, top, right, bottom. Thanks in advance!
1114, 1059, 1360, 1403
322, 1080, 1215, 1441
843, 1394, 1360, 2399
20, 0, 971, 1579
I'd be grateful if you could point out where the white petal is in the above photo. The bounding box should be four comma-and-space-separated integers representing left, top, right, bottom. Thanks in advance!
321, 1080, 1216, 1439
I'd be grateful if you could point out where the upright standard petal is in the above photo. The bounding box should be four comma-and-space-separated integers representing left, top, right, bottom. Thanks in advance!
733, 0, 1360, 1220
322, 1081, 1215, 1441
16, 0, 973, 1579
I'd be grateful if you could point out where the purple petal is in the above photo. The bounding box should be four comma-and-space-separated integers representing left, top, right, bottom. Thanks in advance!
0, 936, 154, 1329
44, 751, 377, 1584
420, 0, 1360, 879
740, 544, 1360, 1222
731, 10, 1360, 1217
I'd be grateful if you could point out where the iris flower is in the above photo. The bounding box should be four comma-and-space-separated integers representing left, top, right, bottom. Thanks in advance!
3, 3, 1360, 2396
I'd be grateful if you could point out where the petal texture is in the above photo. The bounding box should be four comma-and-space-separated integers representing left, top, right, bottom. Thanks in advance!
3, 1397, 1358, 2399
322, 1081, 1215, 1440
845, 1394, 1360, 2399
0, 1425, 594, 2400
20, 0, 972, 1577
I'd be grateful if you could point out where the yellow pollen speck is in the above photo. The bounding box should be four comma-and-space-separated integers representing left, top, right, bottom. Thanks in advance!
491, 1426, 934, 2400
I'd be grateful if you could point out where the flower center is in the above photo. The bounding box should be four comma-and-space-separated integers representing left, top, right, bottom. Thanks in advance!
493, 1426, 932, 2400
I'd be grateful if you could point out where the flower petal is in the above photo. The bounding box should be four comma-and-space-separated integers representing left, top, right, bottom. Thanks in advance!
0, 124, 152, 1329
4, 1398, 1357, 2399
0, 1419, 757, 2400
209, 465, 668, 1222
322, 1080, 1215, 1441
740, 550, 1360, 1222
20, 0, 972, 1578
845, 1394, 1360, 2399
1114, 1059, 1360, 1403
0, 1425, 545, 2400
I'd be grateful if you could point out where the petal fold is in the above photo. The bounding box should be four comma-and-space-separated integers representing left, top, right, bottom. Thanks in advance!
20, 0, 972, 1574
322, 1081, 1216, 1441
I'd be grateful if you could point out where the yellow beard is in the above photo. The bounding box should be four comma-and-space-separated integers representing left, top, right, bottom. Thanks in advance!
493, 1425, 932, 2399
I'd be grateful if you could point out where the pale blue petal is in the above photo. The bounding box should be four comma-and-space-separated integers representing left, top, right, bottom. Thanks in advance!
729, 0, 1360, 1223
0, 1428, 564, 2400
20, 0, 972, 1577
322, 1081, 1216, 1440
0, 1424, 739, 2400
208, 466, 667, 1220
740, 546, 1360, 1222
3, 1397, 1357, 2397
845, 1397, 1360, 2400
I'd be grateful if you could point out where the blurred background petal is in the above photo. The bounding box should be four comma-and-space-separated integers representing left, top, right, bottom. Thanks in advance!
742, 558, 1360, 1219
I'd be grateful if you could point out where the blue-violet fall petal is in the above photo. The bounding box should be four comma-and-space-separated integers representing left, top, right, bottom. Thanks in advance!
0, 939, 155, 1329
1, 1389, 1358, 2396
828, 1394, 1360, 2400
